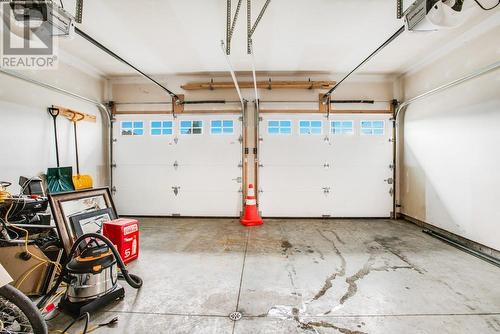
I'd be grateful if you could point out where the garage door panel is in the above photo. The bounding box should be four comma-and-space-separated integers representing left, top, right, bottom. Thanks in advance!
259, 191, 333, 217
260, 166, 333, 190
113, 165, 176, 216
171, 190, 242, 216
259, 113, 393, 218
174, 165, 242, 190
113, 113, 242, 216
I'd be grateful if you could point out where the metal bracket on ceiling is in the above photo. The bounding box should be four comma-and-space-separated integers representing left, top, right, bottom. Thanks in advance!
75, 0, 84, 23
226, 0, 243, 55
247, 0, 272, 54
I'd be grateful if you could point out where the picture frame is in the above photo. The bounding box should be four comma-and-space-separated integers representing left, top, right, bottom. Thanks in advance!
69, 207, 117, 238
48, 187, 117, 254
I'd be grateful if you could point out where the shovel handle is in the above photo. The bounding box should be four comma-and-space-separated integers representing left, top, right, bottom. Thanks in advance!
48, 107, 60, 167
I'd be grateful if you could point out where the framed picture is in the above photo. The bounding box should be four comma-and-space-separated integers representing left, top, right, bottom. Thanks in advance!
69, 207, 117, 237
49, 187, 117, 254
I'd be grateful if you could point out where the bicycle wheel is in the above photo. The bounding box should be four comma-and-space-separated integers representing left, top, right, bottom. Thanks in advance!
0, 284, 47, 334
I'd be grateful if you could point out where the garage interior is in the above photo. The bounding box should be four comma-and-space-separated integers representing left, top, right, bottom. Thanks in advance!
0, 1, 499, 333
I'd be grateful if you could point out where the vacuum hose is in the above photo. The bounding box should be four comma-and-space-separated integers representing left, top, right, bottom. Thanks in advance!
38, 233, 142, 309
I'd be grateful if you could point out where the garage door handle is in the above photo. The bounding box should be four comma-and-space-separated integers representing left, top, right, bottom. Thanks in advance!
323, 163, 330, 168
172, 186, 180, 196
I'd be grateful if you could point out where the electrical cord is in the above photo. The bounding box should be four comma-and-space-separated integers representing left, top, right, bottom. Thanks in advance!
61, 312, 89, 334
473, 0, 499, 10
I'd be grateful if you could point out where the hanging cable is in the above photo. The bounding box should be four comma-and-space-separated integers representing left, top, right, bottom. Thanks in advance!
249, 41, 260, 111
220, 41, 245, 110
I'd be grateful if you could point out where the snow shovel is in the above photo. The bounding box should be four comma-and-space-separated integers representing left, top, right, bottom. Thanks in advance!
46, 107, 74, 193
71, 113, 93, 190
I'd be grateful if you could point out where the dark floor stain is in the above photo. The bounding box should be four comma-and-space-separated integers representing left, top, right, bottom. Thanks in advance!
281, 240, 293, 254
291, 309, 368, 334
374, 236, 425, 274
305, 321, 368, 334
339, 253, 416, 305
312, 229, 347, 301
306, 249, 314, 254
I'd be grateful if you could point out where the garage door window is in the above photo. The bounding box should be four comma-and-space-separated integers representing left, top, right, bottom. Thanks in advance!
331, 121, 354, 135
151, 121, 173, 135
361, 121, 384, 135
180, 120, 203, 135
268, 120, 292, 135
121, 121, 144, 136
299, 120, 322, 135
211, 120, 234, 134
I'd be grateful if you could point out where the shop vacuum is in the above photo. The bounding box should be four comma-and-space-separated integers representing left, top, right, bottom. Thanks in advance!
38, 233, 143, 317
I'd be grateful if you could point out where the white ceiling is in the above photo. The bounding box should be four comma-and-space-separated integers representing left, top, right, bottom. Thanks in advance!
57, 0, 499, 77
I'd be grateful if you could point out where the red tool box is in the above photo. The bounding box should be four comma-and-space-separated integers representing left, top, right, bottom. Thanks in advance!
103, 218, 139, 265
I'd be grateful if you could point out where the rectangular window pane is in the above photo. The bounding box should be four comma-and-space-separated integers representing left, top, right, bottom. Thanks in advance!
268, 121, 279, 127
162, 129, 172, 135
192, 121, 202, 128
121, 130, 132, 136
299, 121, 309, 127
122, 121, 132, 128
181, 121, 191, 128
223, 128, 234, 134
151, 121, 161, 128
311, 121, 322, 127
373, 128, 384, 135
211, 120, 222, 127
151, 129, 161, 135
342, 121, 352, 127
361, 121, 371, 128
193, 128, 202, 134
223, 120, 233, 127
133, 129, 144, 135
373, 121, 384, 128
211, 127, 222, 134
280, 127, 291, 134
268, 127, 279, 134
300, 128, 309, 135
361, 128, 372, 135
280, 121, 291, 127
311, 127, 322, 134
163, 121, 172, 128
133, 122, 143, 128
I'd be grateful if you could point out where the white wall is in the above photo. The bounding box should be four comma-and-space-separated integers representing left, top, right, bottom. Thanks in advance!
0, 63, 107, 194
400, 22, 500, 250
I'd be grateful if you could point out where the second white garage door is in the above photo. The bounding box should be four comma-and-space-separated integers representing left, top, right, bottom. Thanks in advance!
258, 113, 393, 218
112, 113, 243, 216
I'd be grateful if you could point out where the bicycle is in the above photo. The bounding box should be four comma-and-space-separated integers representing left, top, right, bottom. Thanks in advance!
0, 264, 47, 334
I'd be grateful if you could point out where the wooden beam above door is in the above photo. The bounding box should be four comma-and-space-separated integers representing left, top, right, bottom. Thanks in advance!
181, 80, 336, 91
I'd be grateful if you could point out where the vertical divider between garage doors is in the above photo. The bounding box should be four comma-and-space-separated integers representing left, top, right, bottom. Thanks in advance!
254, 100, 260, 207
242, 100, 248, 209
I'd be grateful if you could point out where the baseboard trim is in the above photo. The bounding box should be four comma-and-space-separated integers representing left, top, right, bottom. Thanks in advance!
402, 214, 500, 261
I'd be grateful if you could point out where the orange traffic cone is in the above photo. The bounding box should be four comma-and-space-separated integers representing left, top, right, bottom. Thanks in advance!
241, 184, 263, 226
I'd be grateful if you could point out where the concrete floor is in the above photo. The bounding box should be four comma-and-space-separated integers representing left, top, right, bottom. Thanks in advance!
49, 218, 500, 334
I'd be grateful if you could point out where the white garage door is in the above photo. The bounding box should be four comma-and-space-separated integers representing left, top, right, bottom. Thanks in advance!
258, 113, 393, 218
112, 113, 243, 216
